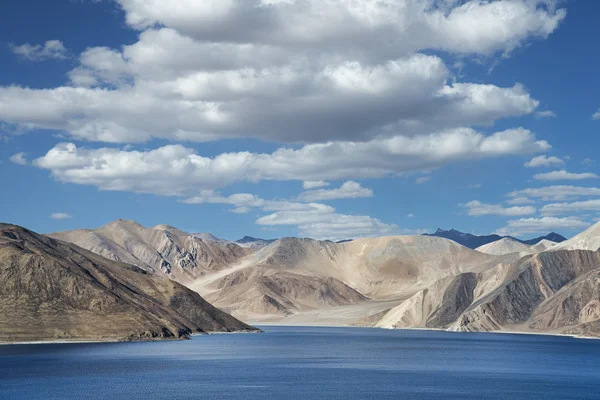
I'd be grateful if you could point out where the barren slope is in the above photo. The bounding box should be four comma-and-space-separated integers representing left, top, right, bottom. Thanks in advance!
49, 220, 250, 283
0, 224, 257, 343
476, 237, 534, 256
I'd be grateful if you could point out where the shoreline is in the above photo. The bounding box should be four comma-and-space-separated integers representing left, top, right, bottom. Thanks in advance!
0, 329, 261, 346
1, 324, 597, 346
251, 322, 600, 341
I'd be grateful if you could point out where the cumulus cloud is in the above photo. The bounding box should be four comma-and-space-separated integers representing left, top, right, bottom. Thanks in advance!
415, 176, 431, 184
10, 40, 67, 61
303, 181, 330, 190
256, 203, 398, 240
495, 217, 590, 237
116, 0, 565, 56
508, 186, 600, 202
534, 170, 599, 181
32, 128, 549, 195
0, 59, 540, 144
298, 181, 372, 202
524, 155, 564, 168
50, 213, 72, 220
0, 1, 563, 144
592, 109, 600, 120
462, 200, 536, 217
181, 190, 396, 239
9, 152, 28, 165
541, 200, 600, 216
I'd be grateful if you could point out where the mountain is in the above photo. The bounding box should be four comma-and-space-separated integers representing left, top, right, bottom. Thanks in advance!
476, 238, 534, 256
375, 249, 600, 337
530, 239, 558, 252
0, 224, 257, 343
49, 219, 600, 337
424, 229, 566, 249
189, 235, 518, 321
552, 221, 600, 252
521, 232, 567, 245
48, 220, 250, 283
235, 236, 277, 249
424, 229, 503, 249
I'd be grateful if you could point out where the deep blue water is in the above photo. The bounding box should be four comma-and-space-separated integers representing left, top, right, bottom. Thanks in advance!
1, 326, 600, 399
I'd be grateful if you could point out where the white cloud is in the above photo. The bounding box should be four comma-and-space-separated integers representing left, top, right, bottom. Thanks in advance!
255, 203, 398, 240
33, 128, 549, 195
303, 181, 330, 190
462, 200, 536, 217
524, 155, 564, 168
541, 200, 600, 216
50, 213, 72, 220
297, 181, 372, 202
508, 186, 600, 202
583, 159, 595, 166
495, 217, 590, 237
182, 190, 396, 240
0, 58, 540, 144
415, 176, 431, 184
592, 109, 600, 120
534, 110, 556, 118
116, 0, 565, 56
534, 170, 599, 181
9, 152, 28, 165
407, 213, 415, 218
0, 0, 563, 144
506, 197, 535, 205
10, 40, 67, 61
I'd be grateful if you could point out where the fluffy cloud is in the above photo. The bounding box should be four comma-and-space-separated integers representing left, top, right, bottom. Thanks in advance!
462, 200, 536, 217
10, 40, 67, 61
297, 181, 372, 202
592, 109, 600, 120
415, 176, 431, 184
116, 0, 565, 56
9, 152, 28, 165
50, 213, 72, 220
181, 190, 396, 239
496, 217, 590, 237
303, 181, 329, 190
0, 58, 540, 144
534, 170, 599, 181
541, 200, 600, 216
508, 186, 600, 202
0, 1, 563, 144
255, 203, 398, 240
33, 128, 549, 195
524, 155, 564, 168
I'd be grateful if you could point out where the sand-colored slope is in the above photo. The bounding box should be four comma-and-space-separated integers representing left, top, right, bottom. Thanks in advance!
531, 239, 557, 252
189, 235, 518, 321
450, 250, 600, 336
476, 237, 534, 256
49, 220, 250, 283
552, 221, 600, 252
0, 224, 257, 343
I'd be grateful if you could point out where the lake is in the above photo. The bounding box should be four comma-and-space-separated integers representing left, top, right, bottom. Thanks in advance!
1, 326, 600, 399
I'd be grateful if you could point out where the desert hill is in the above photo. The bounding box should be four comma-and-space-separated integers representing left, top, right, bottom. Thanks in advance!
0, 224, 257, 343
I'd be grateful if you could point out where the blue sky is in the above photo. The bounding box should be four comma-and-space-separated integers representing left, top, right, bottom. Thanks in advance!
0, 0, 599, 240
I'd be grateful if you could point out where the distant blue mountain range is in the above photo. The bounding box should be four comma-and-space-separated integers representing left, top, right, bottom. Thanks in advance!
423, 229, 567, 250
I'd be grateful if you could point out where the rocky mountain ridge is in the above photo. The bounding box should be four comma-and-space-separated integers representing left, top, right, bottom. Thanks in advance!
0, 224, 257, 343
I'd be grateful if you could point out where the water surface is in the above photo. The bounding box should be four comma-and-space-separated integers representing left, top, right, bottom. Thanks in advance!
1, 326, 599, 399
